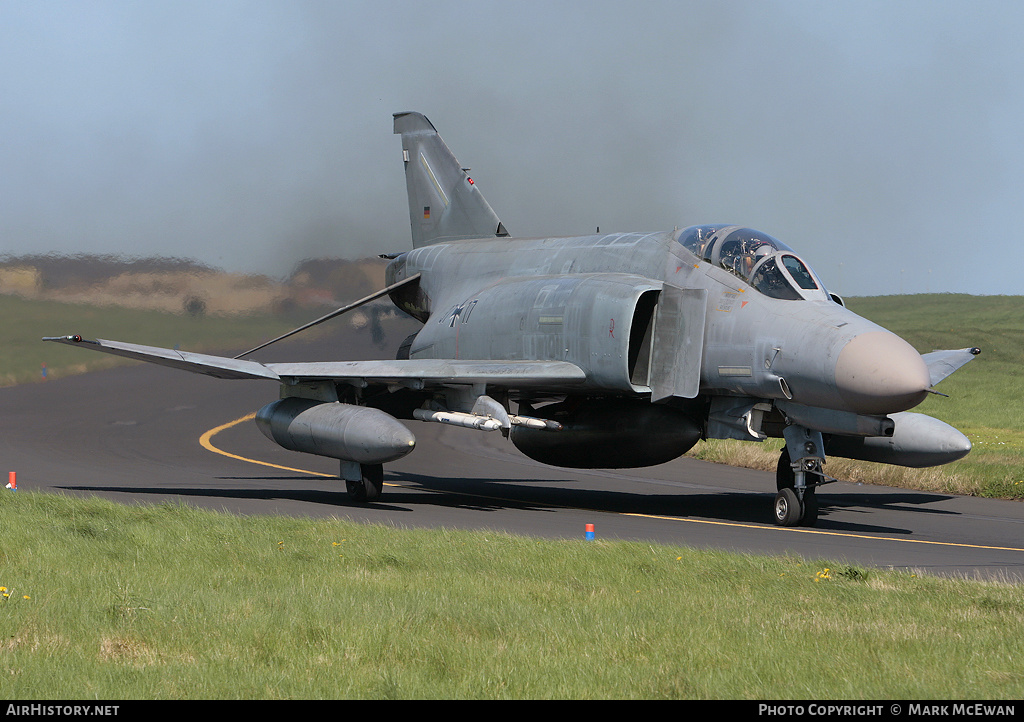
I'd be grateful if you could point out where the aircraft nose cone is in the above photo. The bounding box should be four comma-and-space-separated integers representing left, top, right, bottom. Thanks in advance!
834, 331, 931, 414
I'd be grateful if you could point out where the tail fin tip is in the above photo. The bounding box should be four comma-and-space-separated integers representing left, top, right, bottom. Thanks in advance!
393, 111, 436, 135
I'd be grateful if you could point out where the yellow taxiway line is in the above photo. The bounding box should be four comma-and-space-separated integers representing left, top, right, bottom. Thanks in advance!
200, 413, 1024, 555
199, 413, 332, 478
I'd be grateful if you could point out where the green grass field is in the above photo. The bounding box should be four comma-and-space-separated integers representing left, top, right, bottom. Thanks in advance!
2, 492, 1022, 699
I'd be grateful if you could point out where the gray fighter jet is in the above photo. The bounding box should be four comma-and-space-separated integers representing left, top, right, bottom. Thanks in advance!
46, 112, 980, 526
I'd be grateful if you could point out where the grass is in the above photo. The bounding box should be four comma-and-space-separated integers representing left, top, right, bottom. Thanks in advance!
2, 491, 1023, 699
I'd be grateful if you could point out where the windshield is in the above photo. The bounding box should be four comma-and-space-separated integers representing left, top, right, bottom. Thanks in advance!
678, 225, 828, 301
781, 254, 818, 290
750, 257, 802, 300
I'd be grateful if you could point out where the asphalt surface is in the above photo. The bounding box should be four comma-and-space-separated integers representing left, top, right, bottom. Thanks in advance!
5, 326, 1024, 582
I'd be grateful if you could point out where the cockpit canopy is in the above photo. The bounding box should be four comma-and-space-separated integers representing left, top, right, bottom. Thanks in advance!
678, 225, 832, 302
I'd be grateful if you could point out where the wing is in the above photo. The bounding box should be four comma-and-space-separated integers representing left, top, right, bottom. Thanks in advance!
42, 335, 587, 389
267, 359, 586, 388
921, 347, 981, 387
43, 336, 279, 380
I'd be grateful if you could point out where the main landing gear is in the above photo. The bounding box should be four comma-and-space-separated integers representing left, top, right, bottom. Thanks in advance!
773, 426, 828, 527
344, 462, 384, 502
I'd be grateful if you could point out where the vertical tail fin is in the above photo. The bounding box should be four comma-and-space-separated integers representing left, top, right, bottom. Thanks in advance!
393, 112, 509, 248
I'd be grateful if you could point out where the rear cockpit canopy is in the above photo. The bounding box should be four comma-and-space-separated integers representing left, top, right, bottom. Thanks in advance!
679, 225, 831, 302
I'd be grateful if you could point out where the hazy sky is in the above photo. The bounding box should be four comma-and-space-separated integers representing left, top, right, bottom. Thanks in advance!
2, 1, 1022, 295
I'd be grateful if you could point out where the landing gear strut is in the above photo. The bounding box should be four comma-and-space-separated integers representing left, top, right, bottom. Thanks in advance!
345, 463, 384, 502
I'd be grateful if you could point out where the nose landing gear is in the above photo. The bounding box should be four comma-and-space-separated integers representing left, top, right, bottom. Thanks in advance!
773, 427, 828, 527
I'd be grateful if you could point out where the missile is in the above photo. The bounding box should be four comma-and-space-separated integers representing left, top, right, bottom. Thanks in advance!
413, 408, 502, 430
824, 412, 971, 468
509, 414, 563, 431
256, 398, 416, 465
411, 408, 565, 431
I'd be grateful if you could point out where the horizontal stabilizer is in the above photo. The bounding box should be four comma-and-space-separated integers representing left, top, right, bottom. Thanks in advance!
921, 347, 981, 386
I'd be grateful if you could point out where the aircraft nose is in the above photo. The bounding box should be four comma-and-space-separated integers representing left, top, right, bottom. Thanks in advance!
834, 331, 931, 414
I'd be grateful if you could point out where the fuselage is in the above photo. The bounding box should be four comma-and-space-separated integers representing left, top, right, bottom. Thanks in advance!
385, 227, 931, 418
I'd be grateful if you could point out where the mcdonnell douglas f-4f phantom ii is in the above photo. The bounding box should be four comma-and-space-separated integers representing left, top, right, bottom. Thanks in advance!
46, 111, 980, 527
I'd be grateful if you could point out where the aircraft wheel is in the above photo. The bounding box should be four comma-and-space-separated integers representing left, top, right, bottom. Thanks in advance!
773, 487, 803, 527
346, 464, 384, 502
776, 448, 795, 491
345, 480, 367, 501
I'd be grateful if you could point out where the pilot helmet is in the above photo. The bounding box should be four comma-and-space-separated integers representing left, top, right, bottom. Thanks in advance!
751, 242, 774, 261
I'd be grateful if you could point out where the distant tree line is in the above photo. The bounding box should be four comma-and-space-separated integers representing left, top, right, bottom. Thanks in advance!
0, 254, 217, 291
